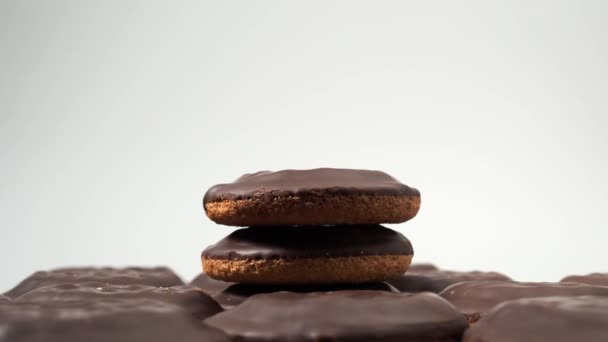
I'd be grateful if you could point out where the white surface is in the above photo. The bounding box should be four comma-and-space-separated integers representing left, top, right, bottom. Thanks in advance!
1, 0, 607, 292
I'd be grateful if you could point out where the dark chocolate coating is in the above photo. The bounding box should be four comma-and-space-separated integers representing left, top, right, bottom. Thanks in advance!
560, 273, 608, 287
4, 266, 184, 299
203, 168, 420, 203
206, 291, 467, 342
389, 270, 511, 293
0, 295, 9, 302
463, 296, 608, 342
202, 225, 413, 260
15, 283, 222, 320
213, 282, 398, 309
0, 298, 229, 342
190, 273, 235, 295
440, 280, 608, 314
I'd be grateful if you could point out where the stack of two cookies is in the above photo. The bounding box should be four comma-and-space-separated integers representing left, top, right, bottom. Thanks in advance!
201, 168, 421, 286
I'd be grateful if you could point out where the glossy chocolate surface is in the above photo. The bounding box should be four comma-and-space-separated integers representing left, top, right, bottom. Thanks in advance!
206, 291, 466, 342
560, 273, 608, 287
463, 296, 608, 342
0, 298, 229, 342
389, 270, 511, 293
440, 280, 608, 314
15, 283, 222, 320
202, 225, 413, 260
4, 266, 184, 299
204, 168, 420, 203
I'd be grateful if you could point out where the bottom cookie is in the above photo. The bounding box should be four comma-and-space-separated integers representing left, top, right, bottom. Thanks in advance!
190, 273, 234, 295
202, 225, 414, 284
204, 255, 412, 284
212, 282, 398, 309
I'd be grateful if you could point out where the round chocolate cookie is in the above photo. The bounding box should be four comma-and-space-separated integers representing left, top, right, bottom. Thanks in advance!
203, 168, 421, 226
439, 280, 608, 324
388, 270, 511, 294
463, 296, 608, 342
15, 283, 222, 320
561, 273, 608, 287
202, 225, 414, 284
212, 282, 398, 309
4, 266, 184, 299
205, 291, 467, 341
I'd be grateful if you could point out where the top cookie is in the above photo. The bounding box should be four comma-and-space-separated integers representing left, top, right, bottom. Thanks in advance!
203, 168, 421, 226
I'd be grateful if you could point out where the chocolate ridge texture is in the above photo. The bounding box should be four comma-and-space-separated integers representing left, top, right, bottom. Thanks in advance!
560, 273, 608, 287
439, 280, 608, 315
15, 283, 223, 320
4, 266, 184, 299
388, 270, 511, 294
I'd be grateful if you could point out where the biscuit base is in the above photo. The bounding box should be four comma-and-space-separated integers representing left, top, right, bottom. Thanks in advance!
205, 194, 420, 226
202, 254, 413, 284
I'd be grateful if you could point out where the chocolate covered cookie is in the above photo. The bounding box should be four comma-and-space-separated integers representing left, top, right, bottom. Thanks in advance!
561, 273, 608, 287
15, 283, 222, 320
0, 298, 229, 342
206, 291, 467, 341
388, 270, 511, 293
202, 225, 413, 284
4, 266, 184, 299
212, 282, 398, 309
203, 168, 420, 226
463, 296, 608, 342
439, 280, 608, 324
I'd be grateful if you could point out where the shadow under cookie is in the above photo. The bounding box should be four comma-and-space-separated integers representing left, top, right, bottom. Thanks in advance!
202, 225, 414, 284
213, 282, 398, 309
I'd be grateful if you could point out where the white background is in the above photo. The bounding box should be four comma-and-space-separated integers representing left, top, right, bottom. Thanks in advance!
1, 1, 607, 292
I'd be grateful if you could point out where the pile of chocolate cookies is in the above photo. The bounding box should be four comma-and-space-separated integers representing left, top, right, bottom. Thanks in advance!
201, 168, 421, 285
2, 167, 608, 341
197, 169, 467, 341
